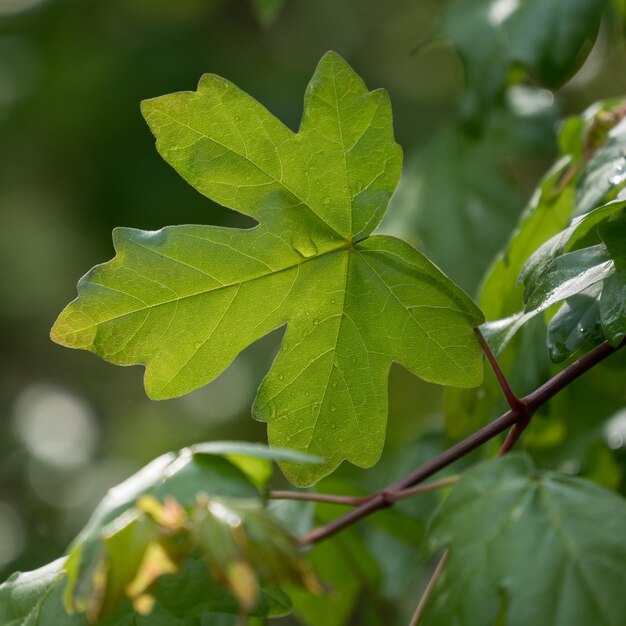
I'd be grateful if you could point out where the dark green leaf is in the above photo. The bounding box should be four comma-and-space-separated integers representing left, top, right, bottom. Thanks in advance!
525, 244, 614, 312
480, 101, 626, 356
520, 199, 625, 290
575, 116, 626, 218
600, 269, 626, 345
423, 454, 626, 626
547, 285, 604, 362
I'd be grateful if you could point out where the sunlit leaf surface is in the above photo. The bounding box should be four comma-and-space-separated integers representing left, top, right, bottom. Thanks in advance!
51, 52, 483, 486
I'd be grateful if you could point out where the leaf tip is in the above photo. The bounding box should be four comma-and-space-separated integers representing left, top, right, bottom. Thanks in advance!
50, 306, 95, 350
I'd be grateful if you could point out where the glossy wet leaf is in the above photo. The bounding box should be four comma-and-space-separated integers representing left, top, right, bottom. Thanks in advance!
600, 269, 626, 345
525, 244, 615, 313
422, 454, 626, 626
519, 199, 625, 290
575, 113, 626, 218
598, 212, 626, 344
51, 51, 484, 487
515, 208, 626, 352
547, 285, 604, 362
482, 101, 624, 319
480, 101, 626, 356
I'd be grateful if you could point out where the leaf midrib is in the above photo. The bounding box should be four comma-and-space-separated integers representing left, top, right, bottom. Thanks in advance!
66, 238, 353, 334
538, 483, 615, 626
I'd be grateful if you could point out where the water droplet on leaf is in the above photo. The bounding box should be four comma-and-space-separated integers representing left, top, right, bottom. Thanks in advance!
292, 234, 318, 258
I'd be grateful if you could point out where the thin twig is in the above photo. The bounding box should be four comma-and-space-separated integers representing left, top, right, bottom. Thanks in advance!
299, 338, 625, 546
497, 420, 529, 456
270, 491, 370, 506
409, 550, 450, 626
270, 476, 458, 507
473, 326, 531, 454
386, 476, 459, 502
474, 327, 525, 411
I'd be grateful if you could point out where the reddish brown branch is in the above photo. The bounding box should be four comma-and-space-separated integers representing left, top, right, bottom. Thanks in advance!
299, 338, 625, 546
497, 419, 530, 456
474, 327, 525, 412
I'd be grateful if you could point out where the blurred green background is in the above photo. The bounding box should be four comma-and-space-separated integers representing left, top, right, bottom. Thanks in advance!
1, 0, 625, 609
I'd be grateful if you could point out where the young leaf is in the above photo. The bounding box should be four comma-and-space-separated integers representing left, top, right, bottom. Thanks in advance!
0, 557, 287, 626
422, 454, 626, 626
51, 51, 484, 486
1, 444, 318, 624
62, 443, 307, 620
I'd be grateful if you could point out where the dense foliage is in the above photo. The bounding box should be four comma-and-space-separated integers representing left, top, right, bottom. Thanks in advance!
2, 1, 626, 625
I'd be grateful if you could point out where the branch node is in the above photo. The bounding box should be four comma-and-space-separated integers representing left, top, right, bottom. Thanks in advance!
299, 339, 626, 547
379, 490, 395, 506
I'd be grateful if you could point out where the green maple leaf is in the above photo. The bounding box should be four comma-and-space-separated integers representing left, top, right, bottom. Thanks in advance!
51, 52, 483, 486
423, 454, 626, 626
